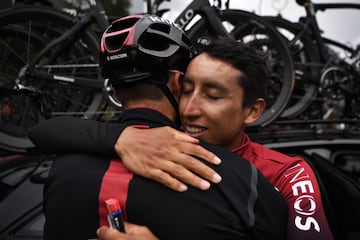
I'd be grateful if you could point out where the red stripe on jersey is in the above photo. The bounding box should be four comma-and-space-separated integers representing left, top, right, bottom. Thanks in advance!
98, 159, 133, 228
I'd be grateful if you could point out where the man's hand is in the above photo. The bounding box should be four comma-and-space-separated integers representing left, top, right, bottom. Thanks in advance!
96, 222, 158, 240
116, 126, 222, 192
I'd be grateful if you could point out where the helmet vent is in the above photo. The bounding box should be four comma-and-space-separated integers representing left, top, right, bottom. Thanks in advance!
140, 32, 170, 52
109, 17, 140, 33
106, 33, 128, 51
149, 23, 171, 34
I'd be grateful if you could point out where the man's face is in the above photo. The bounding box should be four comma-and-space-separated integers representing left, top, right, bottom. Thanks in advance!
179, 53, 250, 150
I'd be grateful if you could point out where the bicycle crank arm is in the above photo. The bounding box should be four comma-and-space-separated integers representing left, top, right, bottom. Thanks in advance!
27, 69, 105, 90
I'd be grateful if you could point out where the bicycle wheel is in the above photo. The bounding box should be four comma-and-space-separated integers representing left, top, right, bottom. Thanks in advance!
318, 40, 360, 120
265, 16, 322, 119
186, 9, 295, 127
0, 6, 105, 152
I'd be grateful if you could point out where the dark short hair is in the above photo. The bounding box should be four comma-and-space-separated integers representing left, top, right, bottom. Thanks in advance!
114, 82, 164, 108
197, 37, 268, 107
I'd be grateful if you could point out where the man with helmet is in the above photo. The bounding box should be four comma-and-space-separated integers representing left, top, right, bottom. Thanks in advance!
39, 14, 287, 240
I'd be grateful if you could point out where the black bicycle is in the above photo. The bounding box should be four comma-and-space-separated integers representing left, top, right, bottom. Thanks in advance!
265, 0, 360, 124
0, 0, 114, 152
0, 0, 295, 152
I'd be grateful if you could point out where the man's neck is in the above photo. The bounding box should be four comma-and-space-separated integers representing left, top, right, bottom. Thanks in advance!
124, 101, 177, 122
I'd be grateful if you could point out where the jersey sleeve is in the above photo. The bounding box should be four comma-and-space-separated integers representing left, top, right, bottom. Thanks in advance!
29, 116, 126, 157
277, 159, 335, 240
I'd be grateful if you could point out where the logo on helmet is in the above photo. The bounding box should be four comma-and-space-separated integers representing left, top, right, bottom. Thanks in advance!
107, 53, 128, 61
148, 15, 183, 32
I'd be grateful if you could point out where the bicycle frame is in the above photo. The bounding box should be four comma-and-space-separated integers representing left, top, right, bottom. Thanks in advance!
297, 1, 360, 61
25, 0, 109, 91
269, 0, 360, 124
26, 0, 237, 92
0, 0, 115, 152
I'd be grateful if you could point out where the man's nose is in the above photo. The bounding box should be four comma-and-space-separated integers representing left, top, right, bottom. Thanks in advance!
182, 95, 202, 118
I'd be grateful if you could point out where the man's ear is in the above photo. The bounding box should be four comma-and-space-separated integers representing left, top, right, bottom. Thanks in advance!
167, 71, 183, 101
244, 98, 265, 125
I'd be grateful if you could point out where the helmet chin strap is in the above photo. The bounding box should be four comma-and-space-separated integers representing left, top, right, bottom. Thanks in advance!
158, 84, 181, 125
147, 72, 181, 125
111, 71, 181, 124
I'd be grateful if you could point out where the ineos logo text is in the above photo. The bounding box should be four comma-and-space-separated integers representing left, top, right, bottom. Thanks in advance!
285, 164, 321, 232
177, 9, 194, 29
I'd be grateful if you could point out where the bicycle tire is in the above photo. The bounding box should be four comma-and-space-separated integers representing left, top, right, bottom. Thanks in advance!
0, 6, 105, 152
265, 16, 322, 119
186, 9, 295, 127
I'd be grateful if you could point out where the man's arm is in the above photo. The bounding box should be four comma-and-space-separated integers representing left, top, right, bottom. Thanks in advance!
117, 126, 222, 191
29, 116, 123, 156
29, 116, 222, 191
280, 160, 335, 240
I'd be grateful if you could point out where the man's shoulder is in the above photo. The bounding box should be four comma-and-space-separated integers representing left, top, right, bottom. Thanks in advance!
253, 141, 304, 165
200, 140, 244, 156
199, 140, 252, 168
